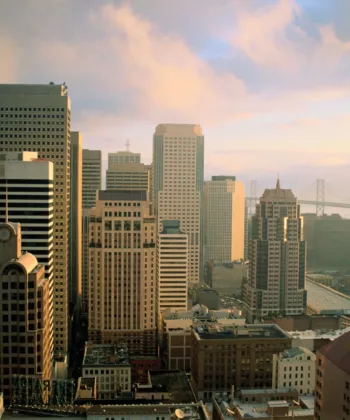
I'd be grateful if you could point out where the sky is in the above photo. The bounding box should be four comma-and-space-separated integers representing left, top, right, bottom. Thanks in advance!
1, 0, 350, 206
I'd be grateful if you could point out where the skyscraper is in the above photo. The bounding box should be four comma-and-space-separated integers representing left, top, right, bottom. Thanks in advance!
82, 148, 102, 313
204, 176, 245, 263
106, 163, 150, 192
108, 150, 141, 165
157, 220, 189, 313
0, 152, 54, 285
82, 149, 102, 209
243, 180, 307, 322
88, 190, 157, 355
153, 124, 204, 283
70, 132, 82, 315
0, 83, 71, 354
0, 222, 53, 404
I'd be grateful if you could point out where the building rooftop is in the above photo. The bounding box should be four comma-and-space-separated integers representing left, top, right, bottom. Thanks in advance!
194, 324, 289, 340
280, 346, 314, 360
211, 176, 236, 181
289, 326, 350, 341
239, 387, 298, 396
135, 370, 196, 404
83, 343, 129, 367
155, 123, 203, 136
87, 403, 208, 420
161, 220, 183, 234
306, 280, 350, 314
98, 190, 147, 202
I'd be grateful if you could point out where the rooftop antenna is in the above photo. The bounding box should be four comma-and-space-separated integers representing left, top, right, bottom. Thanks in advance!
5, 181, 9, 223
126, 139, 130, 152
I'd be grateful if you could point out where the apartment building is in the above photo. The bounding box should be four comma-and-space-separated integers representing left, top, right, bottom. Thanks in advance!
88, 190, 157, 355
82, 343, 131, 400
153, 124, 204, 283
204, 176, 245, 263
0, 83, 71, 354
191, 324, 292, 400
157, 220, 189, 313
314, 330, 350, 420
0, 222, 53, 404
272, 346, 316, 395
243, 179, 307, 322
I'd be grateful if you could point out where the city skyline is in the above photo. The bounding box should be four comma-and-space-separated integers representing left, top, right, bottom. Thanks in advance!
0, 0, 350, 204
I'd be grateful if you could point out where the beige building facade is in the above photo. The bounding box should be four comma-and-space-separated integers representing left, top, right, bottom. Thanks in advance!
106, 162, 149, 192
108, 150, 141, 165
272, 346, 316, 395
204, 176, 245, 263
0, 222, 53, 404
82, 149, 101, 209
88, 190, 157, 355
153, 124, 204, 284
0, 83, 71, 354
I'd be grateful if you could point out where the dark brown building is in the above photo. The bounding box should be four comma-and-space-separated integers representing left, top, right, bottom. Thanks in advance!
315, 330, 350, 420
0, 222, 53, 405
191, 324, 292, 400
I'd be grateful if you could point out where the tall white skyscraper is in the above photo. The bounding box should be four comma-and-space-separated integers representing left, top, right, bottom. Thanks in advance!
204, 176, 245, 263
243, 180, 307, 322
0, 152, 54, 286
157, 220, 188, 313
153, 124, 204, 284
0, 83, 71, 354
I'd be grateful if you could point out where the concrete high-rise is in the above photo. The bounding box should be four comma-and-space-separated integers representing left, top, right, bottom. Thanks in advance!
106, 163, 149, 192
82, 149, 102, 209
157, 220, 188, 313
108, 150, 141, 165
82, 149, 101, 313
243, 180, 307, 322
88, 190, 157, 355
0, 83, 71, 354
153, 124, 204, 283
0, 222, 53, 404
204, 176, 245, 263
70, 132, 82, 315
0, 152, 54, 285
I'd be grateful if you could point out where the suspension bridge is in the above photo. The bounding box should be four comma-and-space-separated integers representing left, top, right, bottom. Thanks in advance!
246, 179, 350, 216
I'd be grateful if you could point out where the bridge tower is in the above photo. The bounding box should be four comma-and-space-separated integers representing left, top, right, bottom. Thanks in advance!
316, 179, 325, 216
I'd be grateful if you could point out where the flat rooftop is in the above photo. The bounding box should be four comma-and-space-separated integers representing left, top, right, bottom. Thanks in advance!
239, 387, 298, 396
83, 343, 129, 366
280, 346, 314, 359
194, 324, 289, 340
289, 326, 350, 341
306, 280, 350, 314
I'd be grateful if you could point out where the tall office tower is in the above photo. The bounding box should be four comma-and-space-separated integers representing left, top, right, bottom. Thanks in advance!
0, 222, 53, 404
157, 220, 188, 313
153, 124, 204, 283
108, 150, 141, 165
82, 149, 102, 209
0, 152, 54, 284
88, 190, 157, 355
70, 132, 82, 315
82, 149, 101, 313
203, 176, 245, 263
0, 83, 71, 354
106, 163, 150, 192
243, 179, 307, 322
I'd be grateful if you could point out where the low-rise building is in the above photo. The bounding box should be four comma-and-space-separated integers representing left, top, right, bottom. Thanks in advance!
75, 377, 97, 402
289, 327, 350, 352
314, 330, 350, 420
272, 347, 316, 395
130, 356, 161, 384
191, 324, 292, 400
212, 393, 314, 420
87, 403, 209, 420
82, 343, 131, 400
237, 387, 299, 404
160, 305, 245, 371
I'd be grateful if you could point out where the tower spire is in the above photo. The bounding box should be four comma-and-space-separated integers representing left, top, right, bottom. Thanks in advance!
126, 139, 130, 152
276, 174, 280, 189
